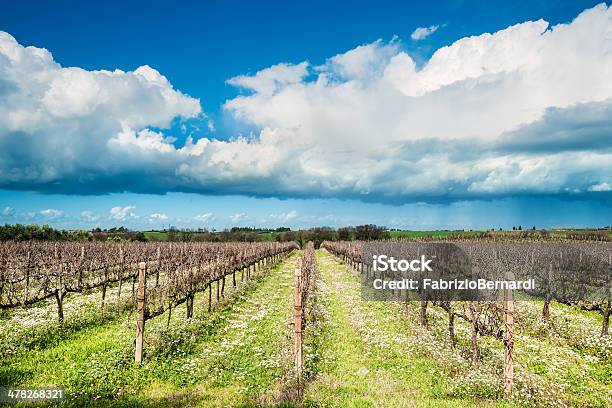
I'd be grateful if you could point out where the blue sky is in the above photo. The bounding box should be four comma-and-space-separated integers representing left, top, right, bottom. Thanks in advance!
0, 0, 611, 230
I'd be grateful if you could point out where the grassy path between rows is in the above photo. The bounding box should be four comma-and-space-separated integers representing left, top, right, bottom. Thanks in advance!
2, 252, 300, 407
303, 249, 508, 408
6, 248, 604, 407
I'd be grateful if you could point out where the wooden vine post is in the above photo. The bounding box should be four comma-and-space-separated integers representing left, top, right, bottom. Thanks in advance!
135, 261, 146, 363
208, 282, 212, 312
232, 257, 237, 288
54, 244, 65, 323
293, 266, 303, 378
78, 246, 85, 290
23, 248, 31, 304
503, 285, 515, 397
117, 245, 124, 299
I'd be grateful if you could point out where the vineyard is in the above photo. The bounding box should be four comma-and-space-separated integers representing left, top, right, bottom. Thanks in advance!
0, 239, 610, 407
319, 240, 611, 407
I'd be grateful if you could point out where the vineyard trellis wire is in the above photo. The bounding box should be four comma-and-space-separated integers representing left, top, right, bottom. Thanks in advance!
134, 241, 298, 362
0, 240, 298, 361
322, 240, 611, 334
321, 239, 611, 398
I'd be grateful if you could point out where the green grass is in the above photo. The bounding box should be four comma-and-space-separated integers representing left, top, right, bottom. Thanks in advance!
2, 249, 610, 407
0, 280, 135, 361
392, 284, 612, 407
303, 250, 506, 407
143, 231, 169, 241
306, 249, 612, 408
1, 253, 300, 407
254, 232, 282, 241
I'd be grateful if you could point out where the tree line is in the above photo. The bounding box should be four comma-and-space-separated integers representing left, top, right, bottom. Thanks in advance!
0, 224, 390, 245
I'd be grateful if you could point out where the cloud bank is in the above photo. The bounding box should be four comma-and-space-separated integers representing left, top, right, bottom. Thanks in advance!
1, 4, 612, 203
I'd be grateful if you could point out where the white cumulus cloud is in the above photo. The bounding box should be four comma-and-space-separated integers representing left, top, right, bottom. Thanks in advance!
589, 182, 612, 192
229, 213, 247, 223
80, 210, 100, 222
195, 212, 214, 222
227, 62, 309, 96
2, 207, 15, 216
0, 30, 200, 192
411, 25, 439, 40
40, 208, 64, 219
109, 206, 137, 221
270, 210, 298, 222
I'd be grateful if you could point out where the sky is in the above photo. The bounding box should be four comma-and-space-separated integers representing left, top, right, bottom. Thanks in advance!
0, 0, 611, 230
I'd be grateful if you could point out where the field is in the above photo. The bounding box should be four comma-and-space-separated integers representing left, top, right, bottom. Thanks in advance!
388, 229, 612, 240
0, 240, 610, 407
314, 243, 611, 407
388, 230, 485, 239
142, 231, 169, 242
